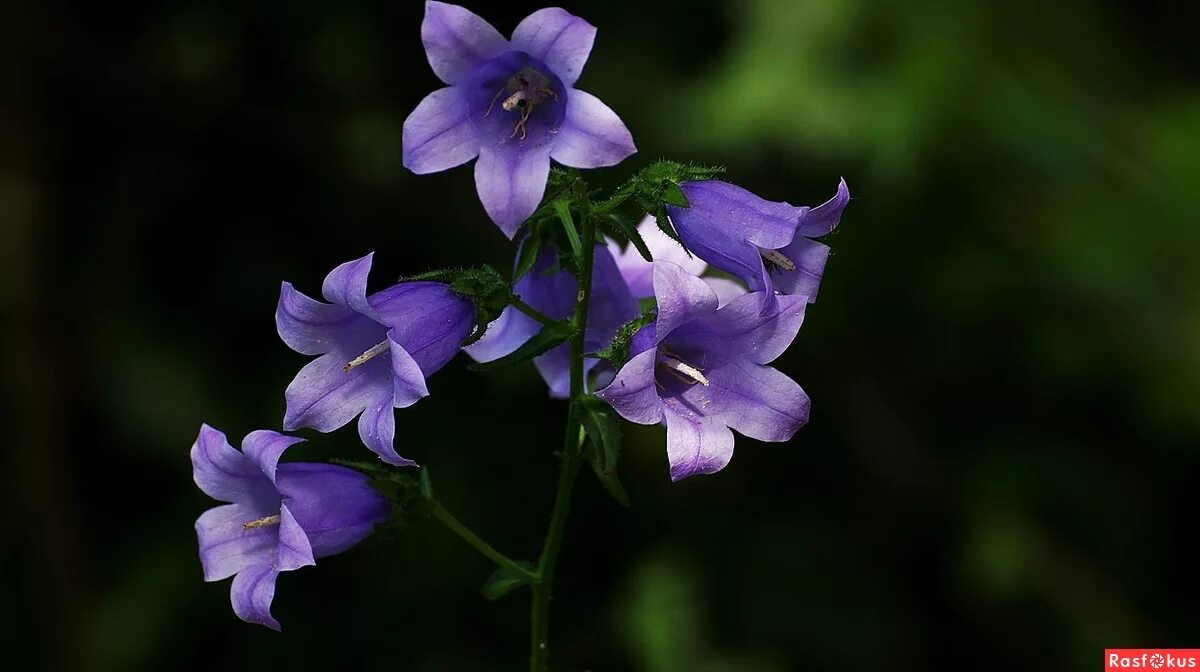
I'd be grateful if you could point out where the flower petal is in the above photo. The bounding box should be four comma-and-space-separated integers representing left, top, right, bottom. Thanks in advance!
277, 462, 393, 558
705, 361, 810, 442
240, 430, 305, 486
196, 503, 279, 582
230, 563, 281, 631
663, 404, 735, 481
668, 292, 807, 366
609, 216, 707, 299
653, 261, 719, 342
276, 282, 364, 356
357, 387, 416, 466
276, 503, 316, 572
421, 1, 508, 85
191, 424, 273, 504
372, 283, 474, 375
387, 331, 429, 409
796, 178, 849, 238
321, 253, 378, 319
402, 86, 480, 174
596, 348, 663, 425
463, 305, 536, 362
704, 277, 747, 307
510, 8, 595, 86
474, 145, 552, 239
282, 348, 392, 433
770, 237, 831, 301
550, 89, 635, 168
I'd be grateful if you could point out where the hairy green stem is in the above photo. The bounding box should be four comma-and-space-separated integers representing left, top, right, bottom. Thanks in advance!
530, 213, 596, 671
430, 499, 535, 582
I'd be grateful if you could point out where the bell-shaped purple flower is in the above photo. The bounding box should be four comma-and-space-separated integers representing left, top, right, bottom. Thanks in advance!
607, 215, 747, 306
666, 179, 849, 304
403, 2, 637, 238
277, 253, 474, 465
465, 243, 638, 398
596, 262, 811, 481
192, 424, 391, 630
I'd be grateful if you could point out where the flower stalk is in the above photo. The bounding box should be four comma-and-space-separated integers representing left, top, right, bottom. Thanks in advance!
429, 499, 536, 582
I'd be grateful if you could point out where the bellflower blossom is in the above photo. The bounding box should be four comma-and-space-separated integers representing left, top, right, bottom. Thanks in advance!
466, 243, 638, 398
597, 262, 810, 481
607, 215, 747, 306
667, 179, 849, 305
403, 2, 637, 237
277, 253, 474, 465
192, 424, 390, 630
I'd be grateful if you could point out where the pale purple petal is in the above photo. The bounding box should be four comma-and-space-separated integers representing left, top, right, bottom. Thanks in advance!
474, 145, 552, 239
357, 390, 415, 466
402, 86, 480, 174
463, 306, 537, 362
276, 503, 316, 572
276, 462, 392, 559
240, 430, 305, 485
276, 282, 364, 356
421, 1, 508, 85
704, 360, 810, 442
609, 216, 707, 299
653, 261, 719, 341
372, 283, 474, 375
770, 237, 831, 300
196, 503, 278, 582
191, 424, 273, 504
596, 349, 663, 425
510, 8, 595, 86
550, 89, 635, 168
388, 330, 430, 410
663, 404, 735, 481
667, 292, 807, 366
704, 277, 747, 307
282, 349, 392, 433
230, 563, 281, 631
796, 178, 849, 238
321, 253, 378, 319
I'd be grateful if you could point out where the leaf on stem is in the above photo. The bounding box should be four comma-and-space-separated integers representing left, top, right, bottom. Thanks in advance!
481, 562, 536, 601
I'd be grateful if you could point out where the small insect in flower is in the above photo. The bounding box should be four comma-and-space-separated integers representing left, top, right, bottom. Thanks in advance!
760, 248, 797, 274
485, 68, 559, 141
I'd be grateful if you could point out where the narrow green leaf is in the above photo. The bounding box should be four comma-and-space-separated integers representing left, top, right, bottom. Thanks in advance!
603, 213, 653, 262
480, 562, 536, 600
553, 200, 583, 259
419, 468, 434, 500
468, 321, 574, 371
576, 396, 631, 507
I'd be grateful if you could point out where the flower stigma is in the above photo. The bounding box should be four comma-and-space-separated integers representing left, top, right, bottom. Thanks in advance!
343, 340, 390, 372
242, 514, 281, 530
657, 352, 710, 387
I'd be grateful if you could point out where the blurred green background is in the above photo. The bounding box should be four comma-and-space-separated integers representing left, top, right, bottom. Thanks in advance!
3, 0, 1198, 669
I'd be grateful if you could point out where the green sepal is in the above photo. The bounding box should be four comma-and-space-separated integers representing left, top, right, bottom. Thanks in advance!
592, 309, 657, 371
467, 320, 575, 371
600, 212, 653, 263
480, 562, 537, 601
575, 396, 630, 507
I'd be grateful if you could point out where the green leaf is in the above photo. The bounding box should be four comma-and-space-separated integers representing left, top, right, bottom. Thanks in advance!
576, 396, 631, 507
602, 213, 653, 262
419, 467, 434, 500
468, 321, 574, 371
553, 200, 583, 259
480, 562, 536, 601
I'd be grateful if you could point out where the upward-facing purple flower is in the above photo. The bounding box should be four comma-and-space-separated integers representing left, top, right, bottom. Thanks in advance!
403, 2, 637, 237
465, 243, 638, 398
192, 424, 390, 630
277, 253, 474, 465
667, 179, 849, 304
596, 262, 811, 481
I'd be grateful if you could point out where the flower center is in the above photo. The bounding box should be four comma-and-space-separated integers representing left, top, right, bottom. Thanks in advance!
656, 352, 710, 387
484, 67, 559, 141
242, 514, 280, 530
759, 247, 796, 273
343, 340, 390, 372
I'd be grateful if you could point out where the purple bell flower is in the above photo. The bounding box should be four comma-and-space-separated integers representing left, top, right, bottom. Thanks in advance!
666, 179, 849, 304
596, 262, 811, 481
403, 2, 637, 238
607, 214, 747, 306
276, 253, 475, 465
465, 243, 638, 398
192, 424, 391, 630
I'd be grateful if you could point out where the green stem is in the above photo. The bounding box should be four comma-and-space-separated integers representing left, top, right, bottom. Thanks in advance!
430, 499, 536, 582
511, 298, 561, 329
530, 212, 596, 672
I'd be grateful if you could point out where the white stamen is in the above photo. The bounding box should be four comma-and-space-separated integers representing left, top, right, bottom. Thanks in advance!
344, 340, 390, 372
243, 514, 281, 530
760, 248, 796, 272
658, 353, 710, 386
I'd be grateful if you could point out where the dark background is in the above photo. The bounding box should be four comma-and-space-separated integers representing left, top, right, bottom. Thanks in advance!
3, 0, 1198, 669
